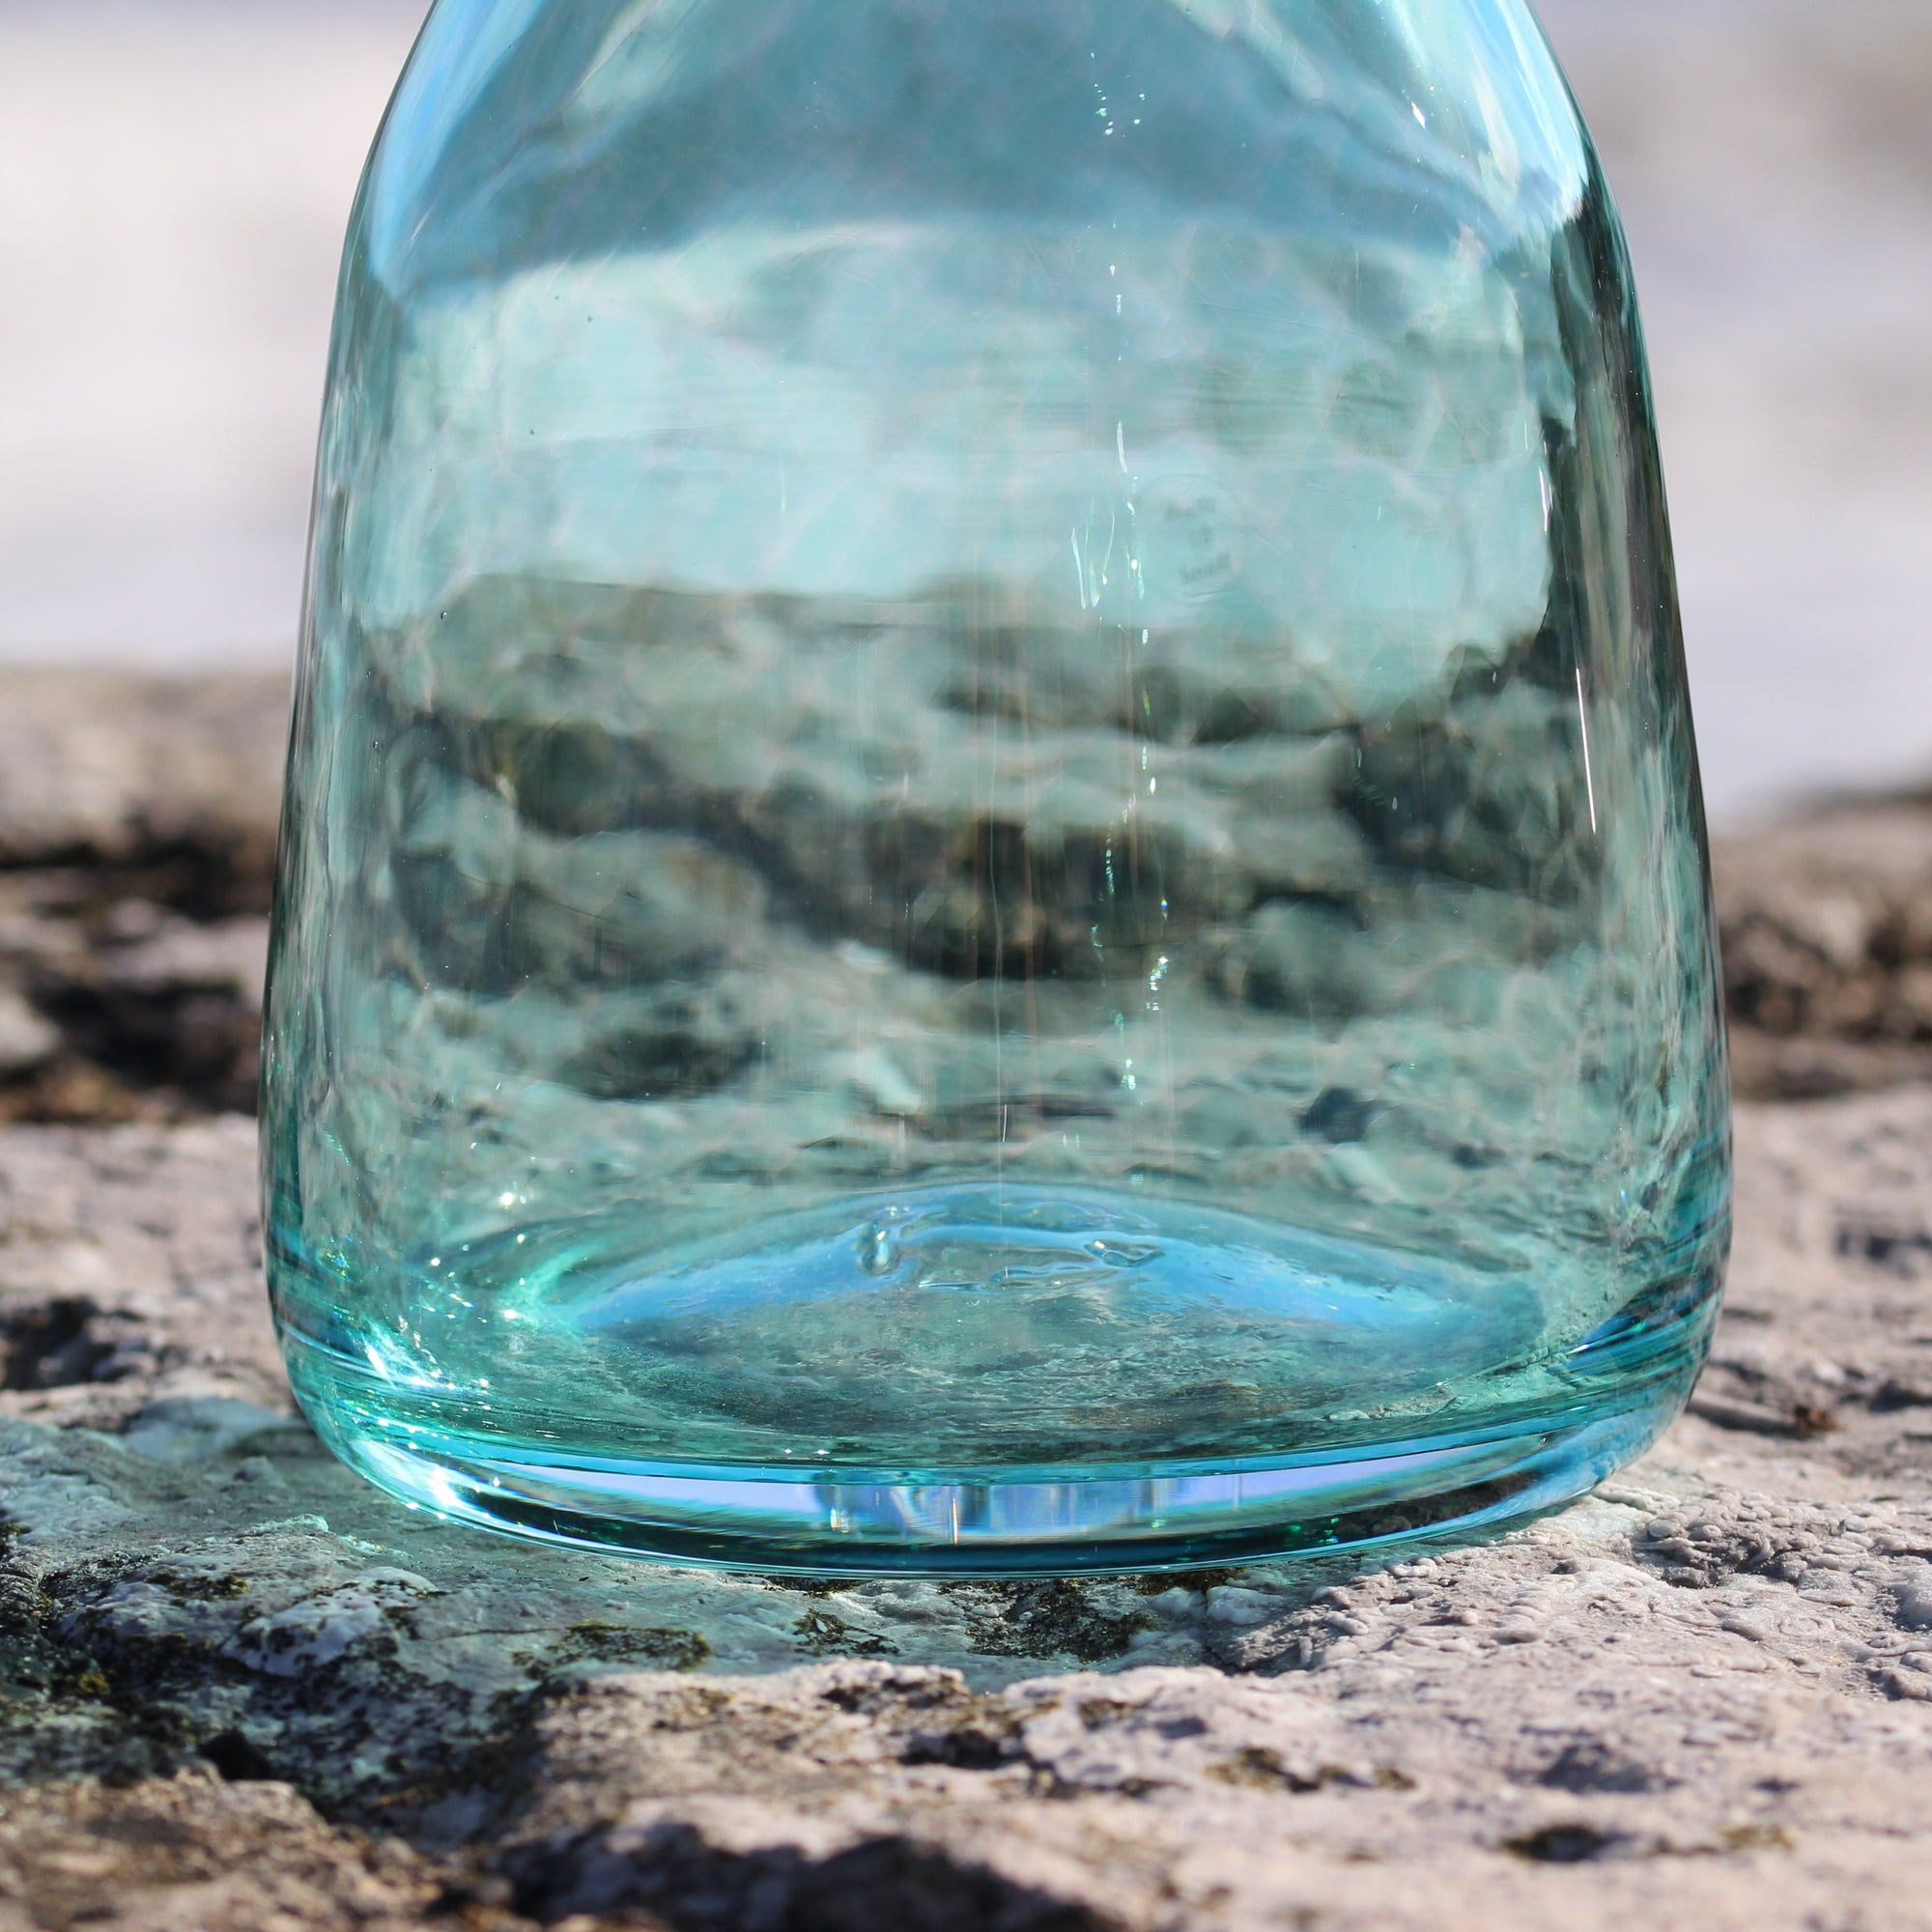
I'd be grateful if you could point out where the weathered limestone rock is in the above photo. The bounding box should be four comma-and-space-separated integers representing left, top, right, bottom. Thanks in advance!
0, 671, 286, 871
6, 1090, 1932, 1929
1717, 798, 1932, 1098
0, 673, 282, 1123
7, 668, 1932, 1929
0, 1776, 444, 1932
0, 996, 58, 1081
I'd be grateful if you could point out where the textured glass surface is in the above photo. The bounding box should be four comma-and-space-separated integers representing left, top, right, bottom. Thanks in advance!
264, 0, 1731, 1573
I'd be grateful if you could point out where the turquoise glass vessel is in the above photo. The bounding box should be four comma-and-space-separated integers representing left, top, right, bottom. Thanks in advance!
264, 0, 1730, 1574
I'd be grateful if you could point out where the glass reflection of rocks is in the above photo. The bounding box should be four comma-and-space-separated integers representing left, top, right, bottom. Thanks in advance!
264, 0, 1730, 1568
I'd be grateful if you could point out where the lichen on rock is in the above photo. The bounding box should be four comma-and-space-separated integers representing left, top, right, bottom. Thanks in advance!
5, 1083, 1932, 1926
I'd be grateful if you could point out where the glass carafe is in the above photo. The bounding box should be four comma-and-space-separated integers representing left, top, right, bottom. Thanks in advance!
263, 0, 1730, 1574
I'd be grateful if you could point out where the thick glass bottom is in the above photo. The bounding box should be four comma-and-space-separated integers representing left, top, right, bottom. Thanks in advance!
294, 1386, 1690, 1576
274, 1181, 1719, 1575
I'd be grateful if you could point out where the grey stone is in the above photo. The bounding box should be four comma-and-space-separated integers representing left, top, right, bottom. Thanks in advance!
0, 992, 58, 1077
0, 671, 281, 1122
0, 670, 286, 869
7, 663, 1932, 1926
6, 1087, 1932, 1926
99, 920, 269, 1009
0, 1775, 445, 1932
1891, 1571, 1932, 1633
1717, 797, 1932, 1097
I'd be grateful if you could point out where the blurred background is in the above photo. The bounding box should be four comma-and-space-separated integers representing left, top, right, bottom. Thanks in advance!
0, 0, 1926, 827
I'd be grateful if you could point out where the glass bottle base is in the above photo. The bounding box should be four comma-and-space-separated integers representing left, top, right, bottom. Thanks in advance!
290, 1374, 1698, 1577
274, 1181, 1719, 1575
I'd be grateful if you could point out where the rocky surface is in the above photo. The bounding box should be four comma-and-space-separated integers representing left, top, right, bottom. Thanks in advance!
0, 673, 283, 1124
8, 674, 1932, 1929
7, 1094, 1932, 1929
1716, 797, 1932, 1100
